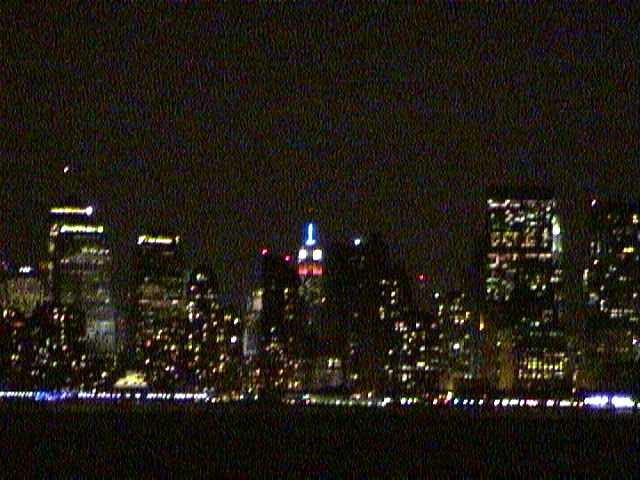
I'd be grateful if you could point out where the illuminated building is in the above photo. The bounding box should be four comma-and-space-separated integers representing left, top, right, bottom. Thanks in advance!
184, 267, 219, 389
22, 303, 103, 390
242, 288, 264, 393
0, 265, 44, 318
185, 267, 243, 392
48, 203, 116, 354
0, 303, 31, 388
437, 292, 477, 391
1, 264, 103, 389
483, 187, 569, 393
325, 234, 414, 394
296, 222, 339, 390
133, 234, 189, 389
257, 250, 301, 392
297, 222, 323, 277
581, 199, 640, 390
217, 306, 244, 392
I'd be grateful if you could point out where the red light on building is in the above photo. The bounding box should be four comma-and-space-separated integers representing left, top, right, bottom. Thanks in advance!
284, 255, 292, 262
417, 273, 428, 283
298, 263, 323, 277
260, 248, 269, 256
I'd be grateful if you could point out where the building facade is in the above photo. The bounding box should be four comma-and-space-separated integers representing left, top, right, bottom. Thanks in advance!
257, 251, 301, 392
483, 187, 569, 393
582, 199, 640, 391
325, 234, 415, 395
133, 235, 189, 389
0, 265, 44, 318
437, 292, 477, 391
185, 267, 243, 392
48, 204, 116, 354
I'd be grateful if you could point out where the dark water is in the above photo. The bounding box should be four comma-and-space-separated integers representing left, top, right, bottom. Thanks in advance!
1, 403, 638, 476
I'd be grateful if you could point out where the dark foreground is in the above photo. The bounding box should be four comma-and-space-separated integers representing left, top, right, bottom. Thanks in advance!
1, 403, 638, 476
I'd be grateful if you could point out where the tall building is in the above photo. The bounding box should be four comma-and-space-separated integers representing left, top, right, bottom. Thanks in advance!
257, 250, 301, 392
0, 265, 44, 318
1, 262, 104, 390
325, 234, 414, 394
437, 292, 477, 391
185, 267, 243, 392
582, 199, 640, 391
242, 288, 264, 394
296, 222, 339, 389
483, 187, 569, 393
133, 234, 189, 389
48, 203, 116, 354
29, 303, 94, 389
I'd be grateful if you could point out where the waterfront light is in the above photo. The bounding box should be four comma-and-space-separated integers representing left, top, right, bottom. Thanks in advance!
611, 396, 635, 409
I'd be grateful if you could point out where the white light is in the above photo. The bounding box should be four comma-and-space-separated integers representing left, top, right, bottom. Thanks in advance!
298, 248, 308, 261
137, 235, 176, 245
51, 206, 94, 216
18, 266, 34, 274
552, 223, 561, 236
230, 336, 238, 344
611, 396, 634, 409
60, 224, 104, 234
354, 238, 362, 246
63, 165, 70, 173
584, 395, 608, 407
312, 249, 322, 261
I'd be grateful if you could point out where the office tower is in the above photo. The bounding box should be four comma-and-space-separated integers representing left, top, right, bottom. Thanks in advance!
242, 288, 264, 394
134, 234, 188, 389
582, 199, 640, 390
28, 303, 92, 389
296, 222, 339, 389
483, 187, 568, 393
325, 234, 414, 395
185, 267, 243, 392
48, 203, 116, 354
437, 292, 476, 391
257, 250, 301, 392
185, 266, 220, 388
0, 265, 44, 317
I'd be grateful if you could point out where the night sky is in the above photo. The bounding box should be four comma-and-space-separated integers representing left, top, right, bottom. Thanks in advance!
2, 5, 637, 308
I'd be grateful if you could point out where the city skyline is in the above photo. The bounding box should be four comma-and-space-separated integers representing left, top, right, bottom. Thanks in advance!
2, 182, 639, 309
2, 6, 639, 476
3, 185, 639, 395
3, 5, 637, 306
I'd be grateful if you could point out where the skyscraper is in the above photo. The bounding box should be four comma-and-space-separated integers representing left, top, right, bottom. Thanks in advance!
296, 222, 338, 389
257, 250, 301, 392
582, 199, 640, 390
185, 267, 243, 392
133, 234, 188, 389
483, 187, 568, 393
325, 234, 413, 394
0, 264, 44, 318
437, 292, 476, 391
48, 203, 116, 354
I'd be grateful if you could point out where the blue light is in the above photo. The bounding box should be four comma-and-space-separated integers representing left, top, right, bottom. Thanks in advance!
584, 395, 609, 408
611, 395, 635, 409
305, 223, 317, 246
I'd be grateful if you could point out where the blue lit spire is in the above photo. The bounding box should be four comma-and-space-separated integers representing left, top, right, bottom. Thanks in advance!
304, 222, 317, 247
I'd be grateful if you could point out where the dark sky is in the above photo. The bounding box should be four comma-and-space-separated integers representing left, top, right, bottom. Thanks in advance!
2, 5, 638, 307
